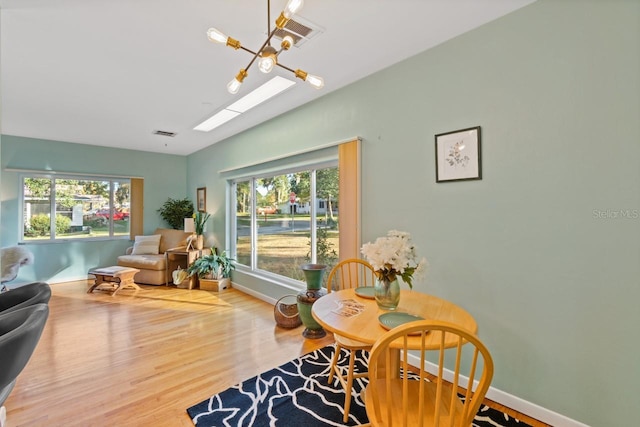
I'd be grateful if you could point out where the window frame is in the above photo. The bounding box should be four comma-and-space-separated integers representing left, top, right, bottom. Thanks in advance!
229, 159, 338, 287
222, 137, 361, 288
19, 172, 132, 243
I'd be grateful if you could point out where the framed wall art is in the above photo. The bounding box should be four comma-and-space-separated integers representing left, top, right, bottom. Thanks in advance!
435, 126, 482, 183
197, 187, 206, 212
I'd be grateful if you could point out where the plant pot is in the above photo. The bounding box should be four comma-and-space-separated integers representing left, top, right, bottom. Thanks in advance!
199, 277, 230, 292
195, 235, 204, 250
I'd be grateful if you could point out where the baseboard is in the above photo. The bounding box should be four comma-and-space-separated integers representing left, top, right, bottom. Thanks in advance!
50, 275, 94, 284
484, 386, 590, 427
231, 282, 278, 305
407, 354, 590, 427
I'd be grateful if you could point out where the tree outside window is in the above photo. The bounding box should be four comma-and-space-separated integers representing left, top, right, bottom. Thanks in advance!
233, 165, 339, 283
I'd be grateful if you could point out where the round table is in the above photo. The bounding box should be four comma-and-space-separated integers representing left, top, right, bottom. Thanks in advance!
312, 288, 478, 350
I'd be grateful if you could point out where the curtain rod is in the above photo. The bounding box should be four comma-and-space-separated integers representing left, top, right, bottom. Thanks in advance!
217, 136, 361, 174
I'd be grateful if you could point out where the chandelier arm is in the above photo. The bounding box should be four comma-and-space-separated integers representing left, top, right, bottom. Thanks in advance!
239, 46, 260, 56
243, 55, 259, 74
275, 62, 295, 73
267, 0, 271, 44
233, 46, 261, 75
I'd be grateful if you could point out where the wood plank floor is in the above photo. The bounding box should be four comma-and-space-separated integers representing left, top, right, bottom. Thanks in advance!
4, 281, 548, 427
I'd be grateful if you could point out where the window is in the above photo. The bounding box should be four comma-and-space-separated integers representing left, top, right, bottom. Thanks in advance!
21, 174, 131, 241
227, 137, 361, 286
232, 164, 340, 283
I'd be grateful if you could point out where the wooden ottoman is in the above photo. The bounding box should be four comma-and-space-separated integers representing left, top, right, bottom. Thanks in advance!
88, 266, 141, 296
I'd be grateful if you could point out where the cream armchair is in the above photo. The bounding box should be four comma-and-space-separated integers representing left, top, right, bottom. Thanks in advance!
117, 228, 192, 285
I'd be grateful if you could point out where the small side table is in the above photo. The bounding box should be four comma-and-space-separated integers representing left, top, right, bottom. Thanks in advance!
165, 248, 211, 289
88, 266, 141, 296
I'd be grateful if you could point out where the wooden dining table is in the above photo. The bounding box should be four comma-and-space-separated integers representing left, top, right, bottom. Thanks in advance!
312, 288, 478, 351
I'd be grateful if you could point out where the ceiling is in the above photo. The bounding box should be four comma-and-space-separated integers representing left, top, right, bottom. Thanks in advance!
0, 0, 536, 156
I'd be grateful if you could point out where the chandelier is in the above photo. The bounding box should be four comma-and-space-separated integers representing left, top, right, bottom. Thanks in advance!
207, 0, 324, 94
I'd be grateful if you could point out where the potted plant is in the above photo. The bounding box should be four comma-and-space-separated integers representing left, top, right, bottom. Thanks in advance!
192, 211, 210, 249
157, 198, 194, 230
187, 248, 235, 292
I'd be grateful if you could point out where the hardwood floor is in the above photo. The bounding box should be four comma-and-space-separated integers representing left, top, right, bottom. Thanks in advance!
4, 281, 548, 427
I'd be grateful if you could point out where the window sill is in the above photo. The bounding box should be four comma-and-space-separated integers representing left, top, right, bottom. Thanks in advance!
19, 236, 130, 245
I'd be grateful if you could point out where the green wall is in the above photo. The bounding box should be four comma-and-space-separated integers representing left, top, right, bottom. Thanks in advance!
0, 135, 188, 284
187, 1, 639, 425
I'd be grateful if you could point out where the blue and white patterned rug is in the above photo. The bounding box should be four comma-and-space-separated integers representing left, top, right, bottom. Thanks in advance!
187, 345, 532, 427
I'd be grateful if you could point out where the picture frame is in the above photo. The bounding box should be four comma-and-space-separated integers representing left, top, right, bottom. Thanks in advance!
196, 187, 206, 212
435, 126, 482, 183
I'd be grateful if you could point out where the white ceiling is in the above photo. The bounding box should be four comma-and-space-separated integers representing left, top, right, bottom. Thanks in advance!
0, 0, 536, 156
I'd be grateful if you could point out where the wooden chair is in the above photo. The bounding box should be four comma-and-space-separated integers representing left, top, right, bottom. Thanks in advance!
326, 258, 376, 423
365, 320, 494, 427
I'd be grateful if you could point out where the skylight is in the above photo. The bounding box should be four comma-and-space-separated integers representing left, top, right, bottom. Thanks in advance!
194, 76, 296, 132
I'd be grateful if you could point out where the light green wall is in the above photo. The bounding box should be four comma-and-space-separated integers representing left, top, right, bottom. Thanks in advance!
187, 1, 639, 425
0, 135, 188, 284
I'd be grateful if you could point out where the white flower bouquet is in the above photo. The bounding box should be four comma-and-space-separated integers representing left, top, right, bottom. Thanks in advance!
360, 230, 427, 289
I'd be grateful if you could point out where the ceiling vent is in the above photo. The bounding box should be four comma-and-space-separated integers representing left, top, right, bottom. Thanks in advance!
153, 130, 177, 137
272, 16, 324, 47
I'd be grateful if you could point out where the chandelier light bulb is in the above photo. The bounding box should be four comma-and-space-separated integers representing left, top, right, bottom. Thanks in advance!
207, 27, 228, 44
281, 35, 294, 50
227, 78, 242, 94
258, 56, 275, 73
283, 0, 304, 19
227, 69, 247, 94
305, 74, 324, 89
258, 46, 278, 73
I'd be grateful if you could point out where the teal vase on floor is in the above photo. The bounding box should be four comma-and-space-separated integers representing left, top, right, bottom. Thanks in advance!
297, 263, 327, 339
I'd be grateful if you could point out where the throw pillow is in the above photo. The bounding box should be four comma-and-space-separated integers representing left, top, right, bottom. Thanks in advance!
131, 234, 161, 255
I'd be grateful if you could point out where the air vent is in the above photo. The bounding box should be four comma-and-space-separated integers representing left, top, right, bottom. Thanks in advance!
153, 130, 177, 137
272, 16, 323, 47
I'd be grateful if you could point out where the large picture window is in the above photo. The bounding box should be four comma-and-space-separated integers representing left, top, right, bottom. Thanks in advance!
21, 174, 131, 241
232, 164, 340, 283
